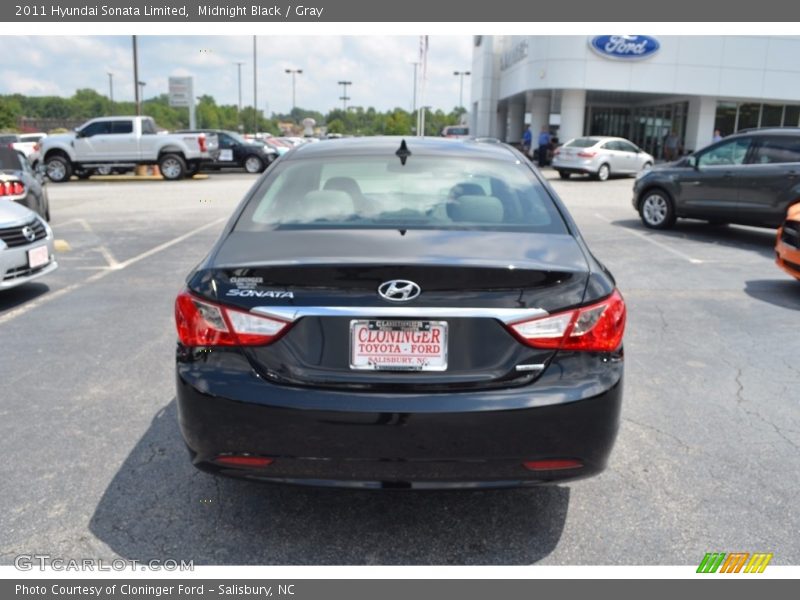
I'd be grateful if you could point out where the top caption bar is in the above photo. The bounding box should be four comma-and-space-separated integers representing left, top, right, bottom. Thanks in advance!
3, 0, 799, 22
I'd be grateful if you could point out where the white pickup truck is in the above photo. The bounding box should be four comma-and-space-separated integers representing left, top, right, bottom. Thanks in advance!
41, 116, 218, 182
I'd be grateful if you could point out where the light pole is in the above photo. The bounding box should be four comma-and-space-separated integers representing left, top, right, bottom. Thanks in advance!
253, 35, 258, 135
453, 70, 471, 110
410, 62, 419, 114
137, 81, 146, 107
107, 72, 114, 115
338, 80, 352, 111
284, 68, 302, 112
233, 61, 244, 115
132, 35, 140, 115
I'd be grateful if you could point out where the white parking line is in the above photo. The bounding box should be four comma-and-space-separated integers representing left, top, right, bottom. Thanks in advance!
593, 212, 704, 264
0, 217, 227, 326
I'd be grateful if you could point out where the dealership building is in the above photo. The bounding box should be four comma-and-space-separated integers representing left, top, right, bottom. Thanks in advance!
470, 35, 800, 158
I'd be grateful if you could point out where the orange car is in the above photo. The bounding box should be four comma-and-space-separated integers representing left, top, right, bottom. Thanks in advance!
776, 203, 800, 280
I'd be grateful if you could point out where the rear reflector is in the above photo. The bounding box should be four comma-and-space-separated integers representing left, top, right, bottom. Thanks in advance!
175, 289, 290, 346
523, 459, 583, 471
198, 134, 207, 153
508, 289, 626, 352
214, 455, 274, 468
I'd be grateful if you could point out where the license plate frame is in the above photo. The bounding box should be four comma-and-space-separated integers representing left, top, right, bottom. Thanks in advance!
349, 319, 448, 372
27, 245, 49, 269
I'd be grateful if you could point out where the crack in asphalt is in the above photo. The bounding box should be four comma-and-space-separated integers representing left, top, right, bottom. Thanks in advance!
623, 417, 691, 451
727, 363, 800, 452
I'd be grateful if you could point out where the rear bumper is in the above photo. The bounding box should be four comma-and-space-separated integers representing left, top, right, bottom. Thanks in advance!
551, 158, 598, 175
176, 348, 623, 489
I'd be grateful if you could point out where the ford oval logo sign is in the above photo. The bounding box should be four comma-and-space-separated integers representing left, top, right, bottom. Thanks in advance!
589, 35, 660, 60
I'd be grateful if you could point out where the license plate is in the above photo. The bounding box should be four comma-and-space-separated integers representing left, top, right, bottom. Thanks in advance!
27, 245, 49, 269
350, 320, 448, 371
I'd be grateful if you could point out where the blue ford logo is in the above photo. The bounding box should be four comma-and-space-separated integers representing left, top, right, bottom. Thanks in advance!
589, 35, 660, 60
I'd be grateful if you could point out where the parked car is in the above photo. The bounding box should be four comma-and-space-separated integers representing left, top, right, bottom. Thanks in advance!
441, 125, 470, 139
0, 147, 50, 220
552, 136, 654, 181
776, 203, 800, 280
0, 197, 57, 290
0, 132, 47, 168
262, 137, 292, 156
634, 128, 800, 229
176, 129, 277, 174
174, 137, 626, 489
41, 116, 218, 182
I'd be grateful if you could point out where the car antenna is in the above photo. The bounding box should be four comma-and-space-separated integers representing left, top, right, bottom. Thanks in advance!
395, 139, 411, 165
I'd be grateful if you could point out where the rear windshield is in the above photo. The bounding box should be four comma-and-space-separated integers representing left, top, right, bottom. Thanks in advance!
564, 138, 600, 148
443, 127, 469, 136
234, 156, 568, 234
0, 147, 25, 170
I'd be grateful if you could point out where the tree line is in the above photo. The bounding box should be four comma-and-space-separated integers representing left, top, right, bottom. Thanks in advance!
0, 88, 467, 136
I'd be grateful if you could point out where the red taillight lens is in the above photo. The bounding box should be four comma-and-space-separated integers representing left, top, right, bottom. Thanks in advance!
33, 143, 40, 152
553, 148, 561, 156
214, 455, 274, 468
198, 134, 207, 153
523, 459, 583, 471
508, 289, 626, 352
577, 150, 597, 158
174, 290, 290, 346
0, 181, 24, 196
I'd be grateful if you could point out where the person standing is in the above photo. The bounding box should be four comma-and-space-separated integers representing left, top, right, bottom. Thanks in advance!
522, 126, 532, 158
712, 129, 723, 143
537, 126, 551, 168
664, 130, 682, 162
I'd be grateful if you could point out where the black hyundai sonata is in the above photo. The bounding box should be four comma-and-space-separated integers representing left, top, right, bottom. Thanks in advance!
175, 137, 625, 489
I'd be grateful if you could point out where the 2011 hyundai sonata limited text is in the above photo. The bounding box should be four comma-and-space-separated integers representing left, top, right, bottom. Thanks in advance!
175, 137, 626, 489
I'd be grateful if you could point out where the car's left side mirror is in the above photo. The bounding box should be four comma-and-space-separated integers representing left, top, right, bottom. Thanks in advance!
686, 155, 698, 169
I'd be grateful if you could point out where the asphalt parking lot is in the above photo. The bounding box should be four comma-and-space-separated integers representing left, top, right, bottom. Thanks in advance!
1, 170, 798, 566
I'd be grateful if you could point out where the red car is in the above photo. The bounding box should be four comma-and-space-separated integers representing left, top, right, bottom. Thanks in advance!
776, 204, 800, 280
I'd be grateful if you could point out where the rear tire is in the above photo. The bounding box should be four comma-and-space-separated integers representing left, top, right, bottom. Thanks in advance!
45, 155, 72, 183
595, 163, 610, 182
639, 190, 676, 229
244, 155, 265, 174
159, 153, 186, 180
558, 171, 571, 180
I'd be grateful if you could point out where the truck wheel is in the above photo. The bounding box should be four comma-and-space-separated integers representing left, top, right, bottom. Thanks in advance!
159, 154, 186, 180
45, 155, 72, 183
244, 155, 265, 174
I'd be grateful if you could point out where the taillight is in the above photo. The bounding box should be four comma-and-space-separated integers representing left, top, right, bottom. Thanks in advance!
0, 181, 25, 196
33, 143, 40, 152
198, 134, 207, 153
553, 148, 561, 156
577, 150, 597, 158
508, 289, 626, 352
174, 290, 290, 346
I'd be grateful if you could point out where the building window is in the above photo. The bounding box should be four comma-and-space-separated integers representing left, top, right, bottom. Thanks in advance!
715, 102, 800, 136
761, 104, 783, 127
714, 103, 737, 137
737, 103, 761, 130
784, 106, 800, 127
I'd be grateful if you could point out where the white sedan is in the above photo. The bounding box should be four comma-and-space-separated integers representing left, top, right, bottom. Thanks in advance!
552, 136, 654, 181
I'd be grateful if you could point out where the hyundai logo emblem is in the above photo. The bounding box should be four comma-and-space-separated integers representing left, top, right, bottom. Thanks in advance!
21, 226, 36, 242
378, 280, 421, 302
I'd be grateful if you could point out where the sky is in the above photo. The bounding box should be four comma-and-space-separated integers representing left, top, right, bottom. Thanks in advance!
2, 36, 474, 115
